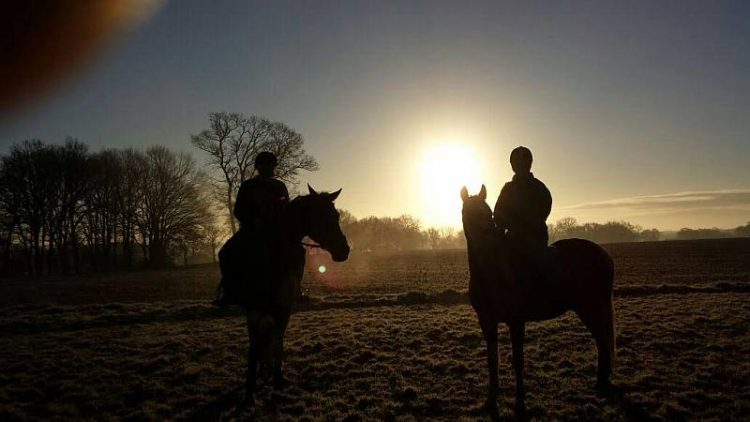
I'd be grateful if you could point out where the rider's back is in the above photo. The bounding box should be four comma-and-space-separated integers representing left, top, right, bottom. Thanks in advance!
493, 172, 551, 251
216, 174, 289, 308
234, 176, 289, 235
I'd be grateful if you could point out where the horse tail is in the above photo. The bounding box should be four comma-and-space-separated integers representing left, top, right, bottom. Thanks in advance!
603, 249, 616, 372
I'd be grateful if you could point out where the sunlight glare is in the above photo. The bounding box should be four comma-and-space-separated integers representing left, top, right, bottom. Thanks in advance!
420, 144, 482, 227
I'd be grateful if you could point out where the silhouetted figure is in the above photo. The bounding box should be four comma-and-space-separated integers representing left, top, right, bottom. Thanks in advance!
494, 146, 553, 282
234, 152, 289, 234
221, 184, 350, 405
461, 185, 615, 417
216, 152, 351, 404
494, 146, 552, 252
214, 152, 289, 307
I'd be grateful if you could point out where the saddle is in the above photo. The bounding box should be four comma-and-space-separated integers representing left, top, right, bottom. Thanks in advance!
508, 243, 566, 287
215, 228, 276, 308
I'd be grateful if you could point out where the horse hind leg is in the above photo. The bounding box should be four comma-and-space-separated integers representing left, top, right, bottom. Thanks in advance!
479, 319, 499, 415
576, 297, 615, 390
509, 321, 527, 415
245, 326, 259, 405
272, 333, 286, 389
273, 314, 291, 390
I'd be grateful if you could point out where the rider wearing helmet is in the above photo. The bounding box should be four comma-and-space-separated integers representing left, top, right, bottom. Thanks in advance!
493, 146, 553, 282
234, 151, 289, 233
215, 152, 290, 307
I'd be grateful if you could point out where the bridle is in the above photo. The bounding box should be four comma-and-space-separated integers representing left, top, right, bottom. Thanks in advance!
301, 241, 323, 249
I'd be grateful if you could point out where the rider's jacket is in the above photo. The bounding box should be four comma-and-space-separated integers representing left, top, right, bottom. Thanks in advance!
234, 175, 290, 235
493, 172, 552, 252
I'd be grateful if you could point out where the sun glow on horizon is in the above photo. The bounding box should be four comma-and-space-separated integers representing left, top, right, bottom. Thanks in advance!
420, 144, 482, 228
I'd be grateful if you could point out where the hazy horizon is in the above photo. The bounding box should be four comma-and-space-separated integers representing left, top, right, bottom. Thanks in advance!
2, 1, 749, 231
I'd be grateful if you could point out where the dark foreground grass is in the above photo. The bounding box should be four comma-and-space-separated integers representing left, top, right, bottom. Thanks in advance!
1, 293, 748, 420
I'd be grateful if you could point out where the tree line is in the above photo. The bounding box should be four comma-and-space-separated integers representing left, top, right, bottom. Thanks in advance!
676, 223, 750, 240
0, 112, 320, 276
549, 218, 750, 243
338, 211, 465, 252
0, 139, 217, 275
547, 217, 660, 244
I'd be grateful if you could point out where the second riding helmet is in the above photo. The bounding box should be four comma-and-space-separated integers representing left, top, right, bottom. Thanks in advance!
255, 151, 278, 168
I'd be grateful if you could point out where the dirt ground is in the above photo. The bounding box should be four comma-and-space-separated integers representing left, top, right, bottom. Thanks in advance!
1, 238, 749, 420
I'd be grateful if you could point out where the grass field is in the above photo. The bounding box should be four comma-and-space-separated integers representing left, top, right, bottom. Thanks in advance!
1, 238, 749, 420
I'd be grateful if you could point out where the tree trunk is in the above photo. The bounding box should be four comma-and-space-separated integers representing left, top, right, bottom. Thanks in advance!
226, 193, 236, 234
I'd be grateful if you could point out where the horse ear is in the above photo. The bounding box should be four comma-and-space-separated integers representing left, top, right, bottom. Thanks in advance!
307, 184, 318, 196
479, 184, 487, 201
460, 186, 469, 202
329, 188, 342, 201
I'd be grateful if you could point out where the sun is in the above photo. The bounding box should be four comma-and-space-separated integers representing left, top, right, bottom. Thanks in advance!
420, 144, 483, 227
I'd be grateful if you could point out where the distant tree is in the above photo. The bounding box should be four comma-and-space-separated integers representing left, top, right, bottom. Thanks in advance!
191, 112, 318, 234
426, 227, 441, 249
337, 212, 428, 251
439, 227, 457, 249
735, 222, 750, 238
549, 217, 643, 244
114, 148, 148, 269
135, 146, 210, 268
0, 140, 57, 274
549, 217, 578, 242
0, 139, 221, 274
47, 139, 90, 274
201, 218, 228, 264
676, 227, 728, 240
338, 209, 357, 230
639, 228, 661, 242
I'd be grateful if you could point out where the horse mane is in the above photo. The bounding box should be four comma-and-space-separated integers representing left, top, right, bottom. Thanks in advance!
463, 198, 514, 287
290, 191, 332, 203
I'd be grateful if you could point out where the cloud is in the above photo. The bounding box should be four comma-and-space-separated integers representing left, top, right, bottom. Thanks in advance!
560, 189, 750, 211
551, 189, 750, 229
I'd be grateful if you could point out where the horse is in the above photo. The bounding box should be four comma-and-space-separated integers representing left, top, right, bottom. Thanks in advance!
220, 185, 350, 404
460, 185, 615, 416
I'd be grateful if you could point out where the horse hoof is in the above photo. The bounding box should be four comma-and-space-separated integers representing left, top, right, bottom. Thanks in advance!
596, 380, 622, 399
483, 399, 499, 416
595, 379, 612, 392
514, 399, 527, 415
244, 394, 255, 407
273, 376, 289, 390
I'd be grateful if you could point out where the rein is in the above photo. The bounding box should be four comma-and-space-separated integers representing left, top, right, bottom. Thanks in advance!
301, 241, 322, 249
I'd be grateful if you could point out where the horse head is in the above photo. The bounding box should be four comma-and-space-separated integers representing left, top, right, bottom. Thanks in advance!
460, 184, 495, 245
300, 184, 350, 262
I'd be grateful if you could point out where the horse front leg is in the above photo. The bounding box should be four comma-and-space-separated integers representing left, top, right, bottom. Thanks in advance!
245, 317, 258, 405
273, 314, 291, 390
509, 321, 526, 415
479, 319, 499, 415
272, 340, 285, 389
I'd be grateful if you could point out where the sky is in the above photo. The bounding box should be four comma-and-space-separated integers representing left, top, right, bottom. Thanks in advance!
2, 0, 749, 230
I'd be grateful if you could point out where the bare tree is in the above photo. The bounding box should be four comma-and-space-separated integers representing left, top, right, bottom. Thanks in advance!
191, 112, 318, 233
0, 140, 56, 275
426, 227, 440, 249
136, 146, 210, 268
202, 219, 227, 263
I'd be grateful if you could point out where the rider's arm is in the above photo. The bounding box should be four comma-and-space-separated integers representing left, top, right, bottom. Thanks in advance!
278, 181, 290, 204
234, 181, 254, 226
493, 183, 511, 232
542, 184, 552, 220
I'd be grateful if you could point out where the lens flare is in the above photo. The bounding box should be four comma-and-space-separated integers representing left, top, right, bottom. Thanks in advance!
318, 265, 327, 274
